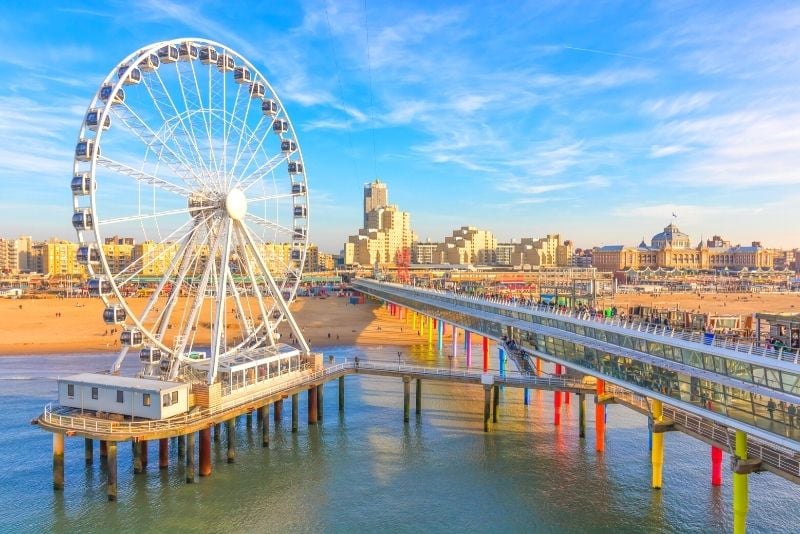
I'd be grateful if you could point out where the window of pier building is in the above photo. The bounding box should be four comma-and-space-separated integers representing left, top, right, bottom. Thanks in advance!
67, 384, 74, 398
91, 387, 98, 400
116, 390, 124, 403
143, 393, 151, 407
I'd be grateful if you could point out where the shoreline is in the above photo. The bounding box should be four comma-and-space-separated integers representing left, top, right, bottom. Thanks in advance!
1, 291, 798, 356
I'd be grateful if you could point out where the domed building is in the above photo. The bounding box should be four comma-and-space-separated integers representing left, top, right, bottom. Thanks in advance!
651, 223, 691, 249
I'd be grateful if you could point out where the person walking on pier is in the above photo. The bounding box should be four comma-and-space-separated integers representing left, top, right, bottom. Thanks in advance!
788, 404, 796, 428
767, 399, 776, 420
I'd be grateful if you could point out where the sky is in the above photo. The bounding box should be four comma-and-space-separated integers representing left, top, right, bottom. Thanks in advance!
1, 0, 800, 252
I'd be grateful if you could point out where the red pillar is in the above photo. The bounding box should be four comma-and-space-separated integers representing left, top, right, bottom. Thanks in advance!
554, 364, 563, 425
563, 364, 570, 404
596, 379, 606, 453
158, 438, 169, 469
482, 336, 489, 372
535, 357, 542, 377
199, 427, 212, 477
711, 446, 723, 486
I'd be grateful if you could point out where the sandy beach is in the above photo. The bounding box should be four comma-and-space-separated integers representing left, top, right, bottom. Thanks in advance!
0, 295, 425, 356
1, 290, 798, 356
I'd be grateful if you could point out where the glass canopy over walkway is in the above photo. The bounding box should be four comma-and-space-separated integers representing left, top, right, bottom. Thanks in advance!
353, 280, 800, 452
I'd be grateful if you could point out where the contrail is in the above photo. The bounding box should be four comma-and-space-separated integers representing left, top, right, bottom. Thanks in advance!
564, 45, 647, 61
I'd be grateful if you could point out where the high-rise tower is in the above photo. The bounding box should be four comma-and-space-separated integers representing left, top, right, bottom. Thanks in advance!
363, 179, 388, 228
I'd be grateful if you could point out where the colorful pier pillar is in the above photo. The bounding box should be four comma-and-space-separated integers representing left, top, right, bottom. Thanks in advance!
535, 357, 542, 377
482, 336, 489, 372
711, 446, 723, 486
498, 347, 506, 377
199, 428, 212, 476
452, 326, 458, 359
733, 430, 749, 534
465, 331, 472, 368
554, 364, 562, 426
523, 388, 530, 405
428, 317, 433, 344
437, 320, 444, 352
651, 399, 664, 489
596, 379, 606, 453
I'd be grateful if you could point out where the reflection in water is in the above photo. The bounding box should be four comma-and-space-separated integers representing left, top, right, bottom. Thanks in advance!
0, 348, 798, 532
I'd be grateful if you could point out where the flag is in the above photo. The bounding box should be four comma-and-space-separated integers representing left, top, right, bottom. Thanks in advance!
672, 212, 677, 218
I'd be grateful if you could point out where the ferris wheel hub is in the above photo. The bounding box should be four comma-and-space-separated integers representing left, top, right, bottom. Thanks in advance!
225, 188, 247, 221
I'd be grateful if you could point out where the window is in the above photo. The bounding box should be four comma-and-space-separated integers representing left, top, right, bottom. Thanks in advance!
143, 393, 151, 407
116, 390, 124, 403
67, 384, 74, 398
163, 394, 171, 407
91, 387, 98, 400
171, 391, 179, 404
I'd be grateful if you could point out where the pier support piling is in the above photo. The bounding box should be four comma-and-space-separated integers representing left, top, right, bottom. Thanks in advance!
711, 446, 723, 486
292, 393, 299, 432
523, 388, 529, 406
595, 379, 606, 453
416, 378, 422, 414
651, 399, 664, 489
274, 399, 283, 422
140, 440, 148, 469
246, 411, 252, 428
403, 376, 411, 423
186, 432, 195, 483
339, 376, 345, 412
226, 419, 236, 463
554, 390, 562, 426
261, 405, 270, 447
733, 430, 749, 534
159, 438, 169, 470
99, 440, 107, 458
107, 441, 117, 501
482, 337, 489, 372
466, 331, 472, 368
178, 434, 186, 459
317, 384, 324, 422
132, 440, 143, 474
492, 385, 500, 423
84, 438, 93, 464
213, 423, 221, 443
578, 393, 586, 439
53, 433, 64, 490
483, 385, 492, 432
308, 386, 318, 425
199, 428, 212, 477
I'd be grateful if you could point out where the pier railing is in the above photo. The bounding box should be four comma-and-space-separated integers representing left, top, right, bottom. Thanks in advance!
607, 385, 800, 479
362, 282, 800, 365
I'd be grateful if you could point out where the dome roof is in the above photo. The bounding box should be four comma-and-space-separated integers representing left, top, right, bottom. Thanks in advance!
651, 222, 691, 249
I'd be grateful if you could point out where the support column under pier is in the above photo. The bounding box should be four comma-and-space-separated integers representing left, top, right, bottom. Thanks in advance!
132, 441, 142, 474
213, 423, 221, 442
84, 438, 93, 464
483, 385, 491, 432
107, 441, 117, 501
292, 393, 299, 432
199, 427, 212, 477
53, 433, 64, 491
339, 376, 345, 412
492, 385, 500, 423
651, 399, 664, 489
159, 438, 169, 469
100, 440, 107, 458
415, 378, 422, 414
711, 446, 723, 486
578, 393, 586, 439
595, 379, 606, 453
482, 337, 489, 372
274, 399, 283, 422
261, 405, 270, 447
317, 384, 324, 422
465, 331, 472, 368
140, 440, 148, 470
178, 435, 186, 459
733, 430, 749, 534
308, 386, 318, 424
403, 376, 411, 423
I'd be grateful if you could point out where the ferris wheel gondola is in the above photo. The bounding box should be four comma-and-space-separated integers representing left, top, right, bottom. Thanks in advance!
71, 38, 311, 386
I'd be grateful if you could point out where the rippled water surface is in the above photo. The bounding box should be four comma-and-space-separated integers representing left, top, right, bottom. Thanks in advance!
1, 346, 798, 533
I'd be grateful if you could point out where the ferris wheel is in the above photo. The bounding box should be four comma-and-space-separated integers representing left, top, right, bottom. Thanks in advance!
70, 38, 310, 385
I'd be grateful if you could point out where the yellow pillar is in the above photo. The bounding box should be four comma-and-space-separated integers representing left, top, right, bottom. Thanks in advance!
733, 430, 748, 534
428, 317, 433, 344
651, 399, 664, 489
412, 312, 417, 331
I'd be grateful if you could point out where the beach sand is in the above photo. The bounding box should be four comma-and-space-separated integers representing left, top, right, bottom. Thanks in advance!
0, 295, 424, 356
1, 291, 798, 356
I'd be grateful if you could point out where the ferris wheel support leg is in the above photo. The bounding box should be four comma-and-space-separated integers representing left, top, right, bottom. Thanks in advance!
209, 219, 234, 384
111, 346, 130, 374
237, 221, 310, 354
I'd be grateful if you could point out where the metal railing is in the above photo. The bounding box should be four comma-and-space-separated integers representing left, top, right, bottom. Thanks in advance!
360, 281, 800, 365
607, 385, 800, 479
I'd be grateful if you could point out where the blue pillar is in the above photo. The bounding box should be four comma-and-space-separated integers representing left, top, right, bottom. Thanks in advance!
437, 320, 444, 352
523, 388, 530, 405
499, 347, 505, 377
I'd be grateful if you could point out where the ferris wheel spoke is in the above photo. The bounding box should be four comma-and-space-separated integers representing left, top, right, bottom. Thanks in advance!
229, 114, 266, 179
232, 222, 276, 346
247, 192, 298, 204
110, 102, 203, 187
112, 217, 195, 287
174, 60, 215, 184
222, 81, 244, 179
187, 58, 220, 176
237, 220, 309, 353
97, 155, 194, 197
228, 87, 258, 189
235, 153, 288, 192
236, 121, 281, 182
99, 205, 209, 226
140, 73, 214, 192
243, 213, 295, 238
209, 218, 234, 381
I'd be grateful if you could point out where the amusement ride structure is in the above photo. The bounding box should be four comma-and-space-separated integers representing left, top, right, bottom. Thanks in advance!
70, 38, 311, 393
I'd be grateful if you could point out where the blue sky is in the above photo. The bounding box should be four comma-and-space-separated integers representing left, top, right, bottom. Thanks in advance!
2, 0, 800, 252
